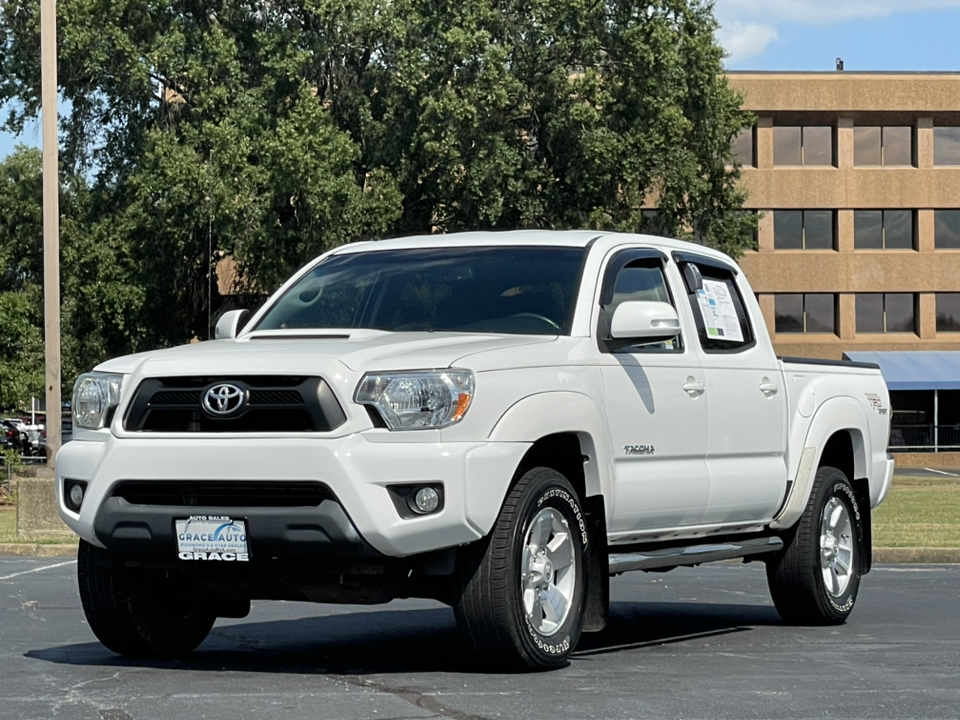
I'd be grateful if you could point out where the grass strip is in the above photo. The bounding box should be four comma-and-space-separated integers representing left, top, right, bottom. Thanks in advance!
873, 476, 960, 548
2, 477, 957, 548
0, 506, 77, 545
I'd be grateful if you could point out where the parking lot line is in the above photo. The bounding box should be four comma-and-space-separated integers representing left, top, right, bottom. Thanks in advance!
0, 560, 76, 582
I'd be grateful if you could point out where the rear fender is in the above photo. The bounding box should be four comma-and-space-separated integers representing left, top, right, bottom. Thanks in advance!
771, 396, 870, 531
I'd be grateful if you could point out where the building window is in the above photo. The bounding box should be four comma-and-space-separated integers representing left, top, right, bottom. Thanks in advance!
731, 127, 754, 166
935, 210, 960, 249
856, 293, 916, 333
937, 294, 960, 332
775, 294, 837, 334
853, 126, 913, 166
934, 126, 960, 166
773, 126, 832, 166
773, 210, 834, 250
854, 210, 914, 249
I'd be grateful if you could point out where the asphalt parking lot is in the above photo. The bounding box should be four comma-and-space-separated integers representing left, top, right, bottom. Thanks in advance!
1, 557, 958, 720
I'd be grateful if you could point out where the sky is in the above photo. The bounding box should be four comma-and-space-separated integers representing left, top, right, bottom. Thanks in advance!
2, 1, 959, 158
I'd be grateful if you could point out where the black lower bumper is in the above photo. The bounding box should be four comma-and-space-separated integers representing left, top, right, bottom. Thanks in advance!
92, 496, 382, 559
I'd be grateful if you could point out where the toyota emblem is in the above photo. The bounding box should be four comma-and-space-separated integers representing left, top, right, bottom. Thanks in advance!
202, 383, 247, 416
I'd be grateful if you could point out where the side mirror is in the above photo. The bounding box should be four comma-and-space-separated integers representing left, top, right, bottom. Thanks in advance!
610, 301, 681, 343
215, 309, 251, 340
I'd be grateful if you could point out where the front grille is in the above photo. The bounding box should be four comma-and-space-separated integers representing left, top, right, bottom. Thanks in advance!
111, 480, 332, 507
123, 376, 346, 433
249, 390, 303, 405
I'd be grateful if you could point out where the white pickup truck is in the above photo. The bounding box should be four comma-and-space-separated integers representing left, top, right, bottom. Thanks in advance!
58, 230, 894, 670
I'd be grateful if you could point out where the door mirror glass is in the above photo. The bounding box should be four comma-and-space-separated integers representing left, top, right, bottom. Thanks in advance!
610, 301, 681, 342
215, 309, 251, 340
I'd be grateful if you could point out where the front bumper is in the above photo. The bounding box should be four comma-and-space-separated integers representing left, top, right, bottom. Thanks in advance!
56, 432, 530, 557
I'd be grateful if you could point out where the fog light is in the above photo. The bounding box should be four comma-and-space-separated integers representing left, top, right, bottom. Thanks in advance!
64, 481, 87, 512
412, 486, 441, 514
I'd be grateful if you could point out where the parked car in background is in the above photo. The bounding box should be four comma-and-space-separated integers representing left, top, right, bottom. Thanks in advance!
1, 419, 28, 453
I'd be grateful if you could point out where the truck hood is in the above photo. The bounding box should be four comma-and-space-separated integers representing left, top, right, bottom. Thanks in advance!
95, 330, 556, 377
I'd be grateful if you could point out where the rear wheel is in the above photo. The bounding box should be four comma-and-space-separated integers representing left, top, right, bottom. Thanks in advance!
766, 466, 863, 625
78, 540, 216, 658
455, 467, 588, 671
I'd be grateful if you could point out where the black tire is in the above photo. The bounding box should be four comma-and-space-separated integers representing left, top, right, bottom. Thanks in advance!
77, 540, 216, 658
455, 467, 588, 671
766, 466, 863, 625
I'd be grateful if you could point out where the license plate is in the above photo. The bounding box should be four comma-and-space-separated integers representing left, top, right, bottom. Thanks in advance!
175, 515, 249, 561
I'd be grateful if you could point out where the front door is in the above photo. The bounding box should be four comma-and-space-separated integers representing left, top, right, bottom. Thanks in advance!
597, 250, 710, 534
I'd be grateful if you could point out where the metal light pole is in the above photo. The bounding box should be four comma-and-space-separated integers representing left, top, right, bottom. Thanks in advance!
41, 0, 61, 466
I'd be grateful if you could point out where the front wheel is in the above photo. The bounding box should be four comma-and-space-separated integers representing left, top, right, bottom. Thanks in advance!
78, 540, 216, 658
455, 467, 588, 671
766, 466, 863, 625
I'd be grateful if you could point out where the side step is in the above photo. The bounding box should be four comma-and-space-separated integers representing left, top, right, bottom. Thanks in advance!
607, 536, 783, 574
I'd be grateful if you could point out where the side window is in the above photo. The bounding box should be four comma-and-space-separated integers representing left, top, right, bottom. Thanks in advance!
682, 261, 755, 352
599, 256, 682, 353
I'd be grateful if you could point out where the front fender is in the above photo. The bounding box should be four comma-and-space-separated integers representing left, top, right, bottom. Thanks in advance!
487, 391, 609, 500
771, 396, 871, 530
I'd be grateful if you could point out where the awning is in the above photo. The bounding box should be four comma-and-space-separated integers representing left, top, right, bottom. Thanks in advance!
842, 351, 960, 391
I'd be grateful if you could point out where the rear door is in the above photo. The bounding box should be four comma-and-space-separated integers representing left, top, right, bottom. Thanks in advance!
676, 253, 788, 525
597, 249, 710, 533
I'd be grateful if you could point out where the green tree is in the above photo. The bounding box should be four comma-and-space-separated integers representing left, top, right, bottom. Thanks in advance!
1, 0, 755, 358
0, 147, 143, 403
0, 147, 45, 408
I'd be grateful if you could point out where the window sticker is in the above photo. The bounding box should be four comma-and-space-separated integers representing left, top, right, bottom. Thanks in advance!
696, 279, 744, 342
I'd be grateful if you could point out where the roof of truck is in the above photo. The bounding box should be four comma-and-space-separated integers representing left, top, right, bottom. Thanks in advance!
331, 230, 737, 265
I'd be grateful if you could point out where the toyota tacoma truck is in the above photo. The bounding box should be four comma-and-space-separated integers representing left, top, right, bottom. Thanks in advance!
58, 230, 894, 670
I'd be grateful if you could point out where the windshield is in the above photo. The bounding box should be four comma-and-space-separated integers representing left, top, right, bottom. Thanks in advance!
254, 246, 587, 335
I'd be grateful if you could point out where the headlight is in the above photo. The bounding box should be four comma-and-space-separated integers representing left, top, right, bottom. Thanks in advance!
354, 370, 475, 430
72, 373, 124, 430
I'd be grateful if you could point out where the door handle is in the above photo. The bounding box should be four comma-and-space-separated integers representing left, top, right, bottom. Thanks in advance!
759, 379, 779, 396
683, 378, 706, 396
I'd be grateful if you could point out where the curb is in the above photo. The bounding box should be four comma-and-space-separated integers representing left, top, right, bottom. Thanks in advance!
0, 543, 78, 558
873, 547, 960, 564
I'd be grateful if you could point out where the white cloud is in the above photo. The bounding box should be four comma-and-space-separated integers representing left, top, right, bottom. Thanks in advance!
716, 22, 779, 64
714, 0, 960, 63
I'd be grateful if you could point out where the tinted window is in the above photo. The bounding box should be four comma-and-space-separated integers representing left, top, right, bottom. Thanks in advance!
732, 128, 754, 166
805, 294, 836, 333
773, 211, 803, 249
855, 294, 884, 333
803, 127, 833, 165
683, 262, 754, 352
854, 126, 912, 165
885, 294, 915, 332
773, 126, 801, 165
774, 294, 803, 333
937, 294, 960, 332
774, 126, 832, 166
883, 127, 912, 166
804, 211, 835, 249
856, 293, 915, 333
934, 127, 960, 166
255, 247, 586, 335
775, 294, 835, 334
884, 210, 913, 249
774, 210, 834, 250
854, 126, 881, 165
935, 210, 960, 249
601, 258, 680, 352
854, 210, 883, 249
855, 210, 914, 250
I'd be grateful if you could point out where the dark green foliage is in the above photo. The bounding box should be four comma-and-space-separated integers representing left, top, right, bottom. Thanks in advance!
0, 0, 756, 387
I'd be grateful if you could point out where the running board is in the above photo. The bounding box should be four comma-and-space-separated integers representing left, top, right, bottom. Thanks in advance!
607, 536, 784, 574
